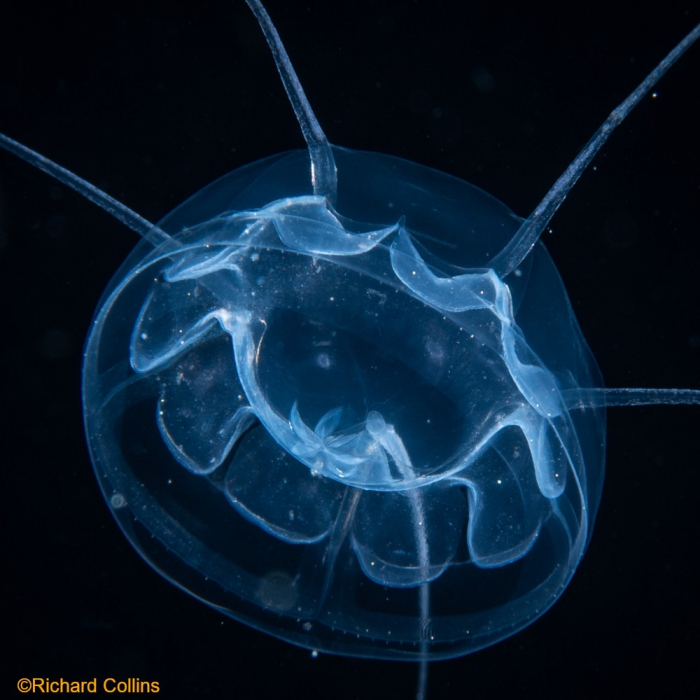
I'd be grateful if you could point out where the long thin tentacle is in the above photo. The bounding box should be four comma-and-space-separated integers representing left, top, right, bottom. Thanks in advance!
0, 132, 166, 242
489, 22, 700, 277
245, 0, 338, 204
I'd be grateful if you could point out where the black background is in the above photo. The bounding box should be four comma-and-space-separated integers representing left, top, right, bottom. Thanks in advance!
2, 1, 699, 698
